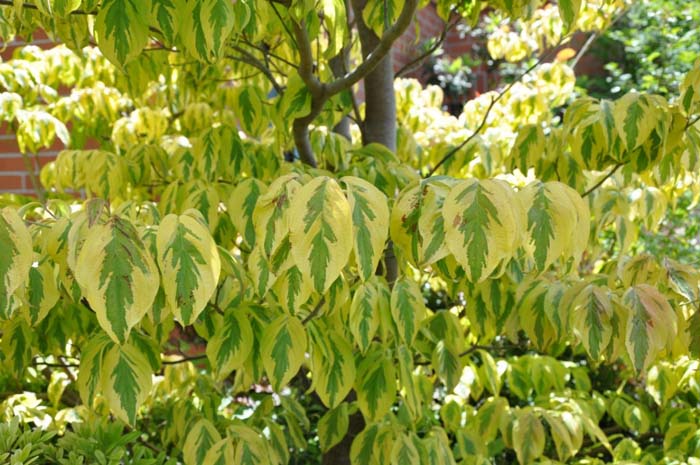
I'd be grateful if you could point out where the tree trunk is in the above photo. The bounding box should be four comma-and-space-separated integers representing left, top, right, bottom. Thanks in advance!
321, 5, 399, 465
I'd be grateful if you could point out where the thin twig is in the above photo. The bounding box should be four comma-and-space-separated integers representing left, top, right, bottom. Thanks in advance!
161, 354, 207, 365
302, 298, 325, 324
685, 114, 700, 130
395, 15, 461, 78
425, 44, 560, 177
581, 162, 623, 198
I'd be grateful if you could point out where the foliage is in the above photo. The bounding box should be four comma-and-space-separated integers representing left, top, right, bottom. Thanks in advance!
579, 0, 700, 99
2, 1, 700, 465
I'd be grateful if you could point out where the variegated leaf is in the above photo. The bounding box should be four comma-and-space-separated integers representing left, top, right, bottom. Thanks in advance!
571, 284, 613, 360
0, 208, 33, 319
433, 340, 462, 392
517, 181, 583, 273
391, 179, 453, 268
341, 176, 390, 281
318, 403, 349, 452
390, 276, 426, 346
613, 92, 660, 152
355, 346, 396, 422
0, 317, 33, 376
101, 341, 153, 424
261, 314, 306, 391
206, 305, 253, 381
75, 216, 159, 344
443, 179, 518, 282
203, 437, 236, 465
510, 124, 545, 172
349, 278, 382, 353
94, 0, 150, 69
309, 324, 356, 408
228, 178, 266, 249
183, 419, 223, 465
156, 211, 221, 326
289, 177, 353, 294
150, 0, 179, 46
23, 261, 59, 326
512, 408, 545, 465
391, 433, 421, 465
76, 333, 112, 408
623, 284, 678, 373
253, 173, 301, 263
272, 265, 313, 314
179, 0, 234, 62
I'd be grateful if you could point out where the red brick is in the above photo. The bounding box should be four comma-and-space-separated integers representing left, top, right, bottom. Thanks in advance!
0, 155, 31, 171
0, 174, 24, 190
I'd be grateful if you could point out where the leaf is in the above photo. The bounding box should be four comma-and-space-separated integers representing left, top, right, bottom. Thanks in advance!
0, 317, 33, 376
310, 325, 356, 408
349, 278, 382, 353
543, 411, 583, 461
510, 124, 545, 172
156, 211, 221, 326
0, 208, 33, 320
150, 0, 179, 46
391, 433, 421, 465
94, 0, 150, 69
290, 177, 353, 294
261, 314, 306, 391
202, 437, 236, 465
23, 261, 60, 326
350, 423, 380, 465
279, 72, 311, 121
623, 284, 678, 373
571, 284, 613, 360
341, 176, 390, 281
75, 216, 159, 344
517, 181, 587, 272
397, 345, 422, 419
272, 265, 313, 314
253, 173, 302, 263
390, 277, 426, 346
101, 341, 153, 424
433, 340, 462, 392
178, 0, 234, 62
558, 0, 581, 29
391, 179, 453, 267
206, 305, 254, 381
443, 179, 518, 282
318, 403, 349, 452
355, 347, 396, 422
183, 419, 222, 465
228, 178, 266, 249
613, 92, 658, 152
512, 408, 545, 465
76, 333, 112, 408
51, 0, 82, 17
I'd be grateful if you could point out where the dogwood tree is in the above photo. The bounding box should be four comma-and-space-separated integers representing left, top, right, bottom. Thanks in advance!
2, 0, 700, 464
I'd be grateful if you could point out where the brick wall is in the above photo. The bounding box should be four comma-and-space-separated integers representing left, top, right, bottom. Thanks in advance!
0, 30, 65, 195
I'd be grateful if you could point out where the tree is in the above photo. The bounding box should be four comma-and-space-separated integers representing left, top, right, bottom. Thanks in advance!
2, 0, 700, 464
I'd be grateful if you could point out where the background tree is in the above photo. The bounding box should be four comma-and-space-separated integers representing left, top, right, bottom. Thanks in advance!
3, 1, 700, 464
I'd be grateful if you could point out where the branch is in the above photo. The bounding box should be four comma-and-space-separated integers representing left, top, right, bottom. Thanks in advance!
290, 19, 323, 94
581, 162, 623, 198
225, 51, 283, 94
161, 354, 207, 365
325, 0, 419, 95
685, 114, 700, 130
302, 298, 325, 324
425, 44, 559, 177
395, 14, 460, 78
